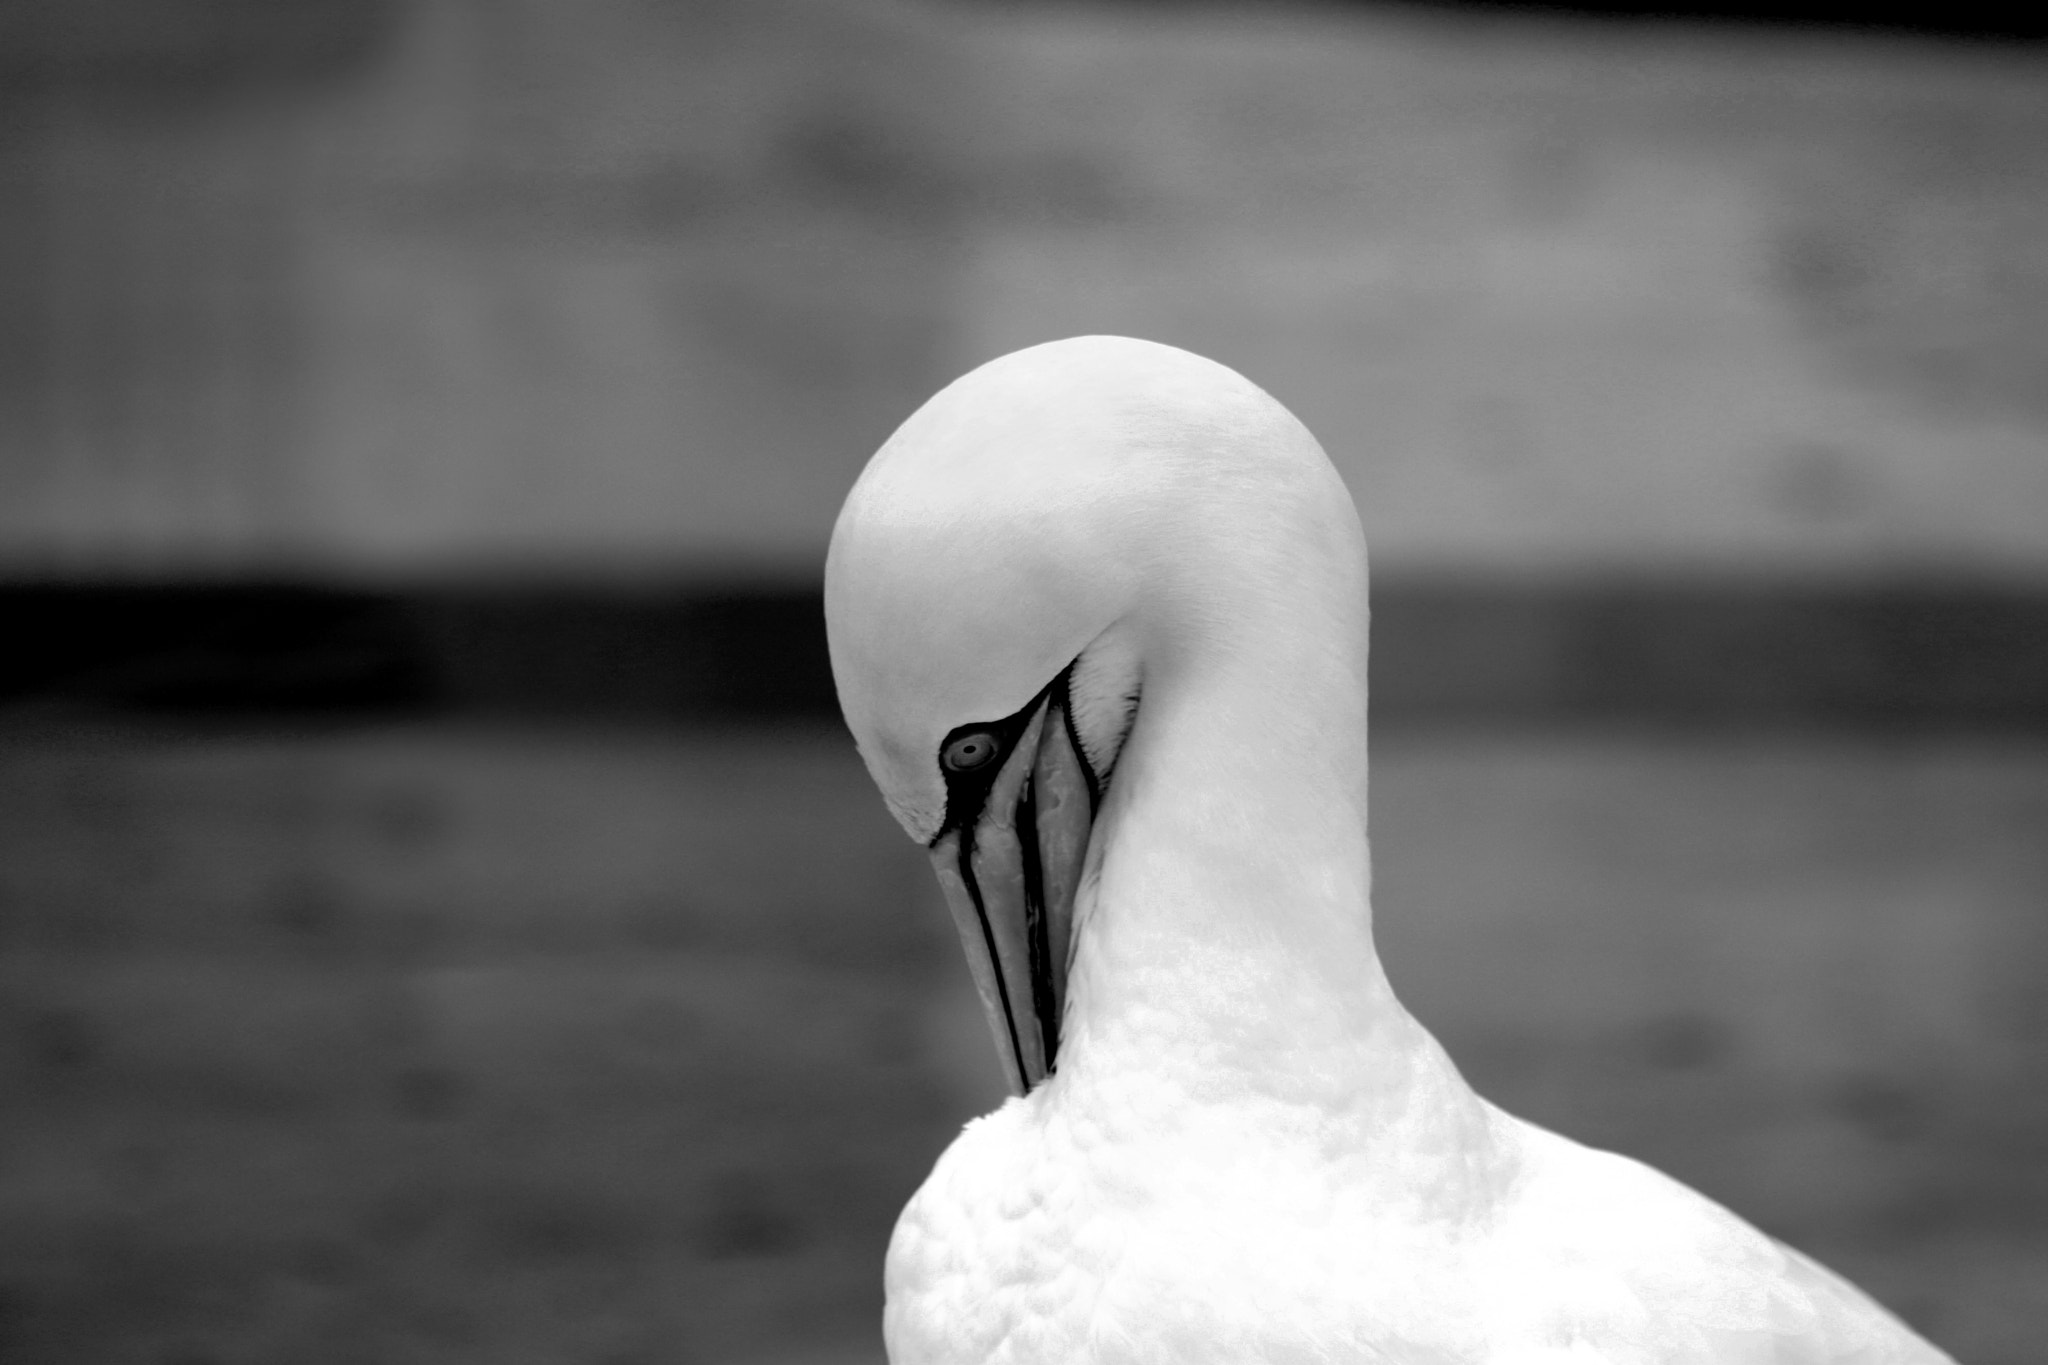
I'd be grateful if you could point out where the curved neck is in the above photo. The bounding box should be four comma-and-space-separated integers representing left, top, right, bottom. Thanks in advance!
1055, 594, 1442, 1123
1047, 607, 1507, 1212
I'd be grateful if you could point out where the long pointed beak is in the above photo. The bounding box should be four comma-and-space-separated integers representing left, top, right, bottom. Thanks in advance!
928, 688, 1098, 1096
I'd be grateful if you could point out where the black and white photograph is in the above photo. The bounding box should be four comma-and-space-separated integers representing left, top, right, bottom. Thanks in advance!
1, 1, 2043, 1361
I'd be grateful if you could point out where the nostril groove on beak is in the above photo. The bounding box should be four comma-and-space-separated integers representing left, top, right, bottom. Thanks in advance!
1016, 771, 1061, 1074
953, 827, 1031, 1092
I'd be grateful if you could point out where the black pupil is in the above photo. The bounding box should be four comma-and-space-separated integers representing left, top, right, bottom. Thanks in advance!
946, 734, 997, 771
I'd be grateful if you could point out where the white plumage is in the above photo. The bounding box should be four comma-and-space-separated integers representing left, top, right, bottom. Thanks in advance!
824, 336, 1955, 1365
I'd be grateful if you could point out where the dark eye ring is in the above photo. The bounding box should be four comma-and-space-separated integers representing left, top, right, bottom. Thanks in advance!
941, 730, 1002, 774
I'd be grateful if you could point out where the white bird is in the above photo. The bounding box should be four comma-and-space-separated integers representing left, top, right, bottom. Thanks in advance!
824, 336, 1955, 1365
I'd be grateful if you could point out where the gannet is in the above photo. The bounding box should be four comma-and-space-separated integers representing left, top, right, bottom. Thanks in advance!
824, 336, 1955, 1365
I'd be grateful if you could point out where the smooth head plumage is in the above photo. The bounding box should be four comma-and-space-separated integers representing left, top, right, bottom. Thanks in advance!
825, 334, 1367, 844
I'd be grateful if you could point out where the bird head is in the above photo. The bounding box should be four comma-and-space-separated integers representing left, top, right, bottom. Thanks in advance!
825, 335, 1364, 1095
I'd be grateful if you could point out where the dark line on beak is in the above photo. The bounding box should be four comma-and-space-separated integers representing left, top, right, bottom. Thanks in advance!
926, 659, 1102, 1092
1016, 772, 1059, 1075
954, 822, 1030, 1089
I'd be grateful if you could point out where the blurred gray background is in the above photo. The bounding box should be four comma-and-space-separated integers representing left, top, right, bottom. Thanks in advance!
1, 1, 2045, 1362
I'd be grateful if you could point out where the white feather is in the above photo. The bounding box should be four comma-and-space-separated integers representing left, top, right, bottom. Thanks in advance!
826, 336, 1956, 1365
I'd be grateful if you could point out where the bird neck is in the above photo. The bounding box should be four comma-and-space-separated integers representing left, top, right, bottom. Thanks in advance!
1054, 612, 1478, 1151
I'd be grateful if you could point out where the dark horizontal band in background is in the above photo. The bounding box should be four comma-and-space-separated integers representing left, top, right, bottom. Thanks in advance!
2, 579, 2043, 730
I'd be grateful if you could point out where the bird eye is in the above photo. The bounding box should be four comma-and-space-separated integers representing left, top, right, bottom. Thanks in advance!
941, 730, 1001, 774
